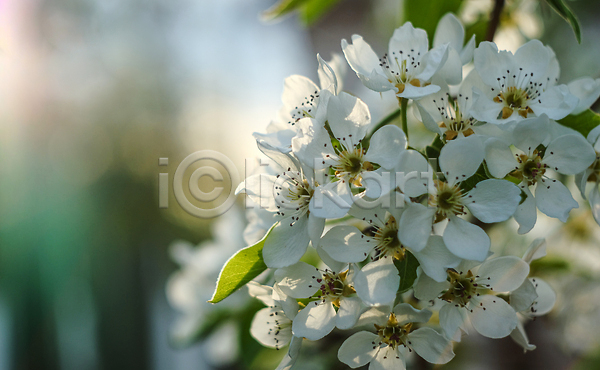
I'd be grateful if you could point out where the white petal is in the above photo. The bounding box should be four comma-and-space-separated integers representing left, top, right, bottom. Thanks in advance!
484, 138, 518, 178
364, 125, 406, 169
342, 36, 395, 93
408, 327, 455, 364
275, 261, 320, 298
327, 92, 371, 147
264, 217, 311, 268
291, 117, 333, 167
393, 303, 432, 325
473, 42, 514, 88
415, 101, 443, 135
439, 304, 468, 340
273, 284, 300, 320
280, 75, 320, 111
439, 134, 484, 185
416, 44, 449, 82
413, 268, 449, 301
443, 216, 490, 261
292, 302, 336, 340
309, 181, 353, 219
389, 22, 429, 59
317, 53, 338, 94
433, 13, 464, 51
513, 40, 551, 84
435, 48, 463, 85
413, 235, 461, 283
338, 331, 379, 368
543, 134, 596, 175
251, 307, 292, 348
532, 85, 579, 121
469, 90, 505, 124
534, 178, 578, 222
530, 277, 556, 316
337, 296, 363, 329
460, 35, 476, 65
522, 238, 547, 263
397, 83, 441, 100
510, 279, 538, 313
354, 258, 400, 306
316, 245, 348, 274
370, 346, 406, 370
320, 225, 372, 263
514, 185, 537, 234
396, 150, 433, 197
469, 295, 518, 339
467, 179, 520, 223
275, 336, 303, 370
590, 184, 600, 226
510, 322, 537, 353
477, 256, 530, 292
512, 115, 549, 154
398, 203, 436, 252
247, 282, 274, 306
568, 77, 600, 115
307, 213, 325, 248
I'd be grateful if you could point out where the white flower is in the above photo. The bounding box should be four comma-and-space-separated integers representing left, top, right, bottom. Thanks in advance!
416, 70, 506, 140
485, 115, 596, 233
508, 239, 556, 352
248, 282, 303, 370
293, 92, 407, 210
575, 124, 600, 226
337, 303, 454, 369
254, 54, 346, 153
398, 135, 521, 261
567, 77, 600, 115
470, 40, 578, 124
342, 22, 449, 99
236, 143, 328, 268
414, 256, 530, 340
320, 202, 461, 305
275, 262, 363, 340
432, 13, 476, 85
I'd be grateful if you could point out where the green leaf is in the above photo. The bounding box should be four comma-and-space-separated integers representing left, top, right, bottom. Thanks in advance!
460, 163, 491, 193
403, 0, 462, 46
557, 109, 600, 138
261, 0, 311, 22
209, 225, 275, 303
544, 0, 582, 43
299, 0, 340, 26
394, 251, 420, 294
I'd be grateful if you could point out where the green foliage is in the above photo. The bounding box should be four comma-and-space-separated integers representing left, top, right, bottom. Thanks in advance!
394, 251, 420, 294
261, 0, 311, 22
299, 0, 341, 25
403, 0, 462, 46
544, 0, 582, 43
261, 0, 341, 26
460, 163, 491, 192
209, 225, 275, 303
557, 109, 600, 138
465, 17, 488, 47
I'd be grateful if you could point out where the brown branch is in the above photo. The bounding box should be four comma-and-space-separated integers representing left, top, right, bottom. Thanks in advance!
485, 0, 506, 42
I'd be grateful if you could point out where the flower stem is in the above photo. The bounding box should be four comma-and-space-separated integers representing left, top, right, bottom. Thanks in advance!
486, 0, 505, 42
400, 97, 409, 142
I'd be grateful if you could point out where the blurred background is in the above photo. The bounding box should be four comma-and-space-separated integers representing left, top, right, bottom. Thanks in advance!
1, 0, 599, 369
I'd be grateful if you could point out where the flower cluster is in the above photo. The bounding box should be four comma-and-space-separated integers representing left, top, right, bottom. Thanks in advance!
216, 13, 600, 370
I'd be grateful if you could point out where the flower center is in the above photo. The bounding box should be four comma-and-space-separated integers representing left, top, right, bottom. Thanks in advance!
373, 215, 405, 260
511, 151, 546, 186
434, 94, 476, 140
493, 87, 534, 119
374, 313, 413, 350
275, 173, 315, 219
430, 181, 465, 219
316, 270, 356, 307
333, 147, 372, 186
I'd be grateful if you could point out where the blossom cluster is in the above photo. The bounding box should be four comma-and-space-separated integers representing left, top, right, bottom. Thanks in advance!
218, 14, 599, 370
